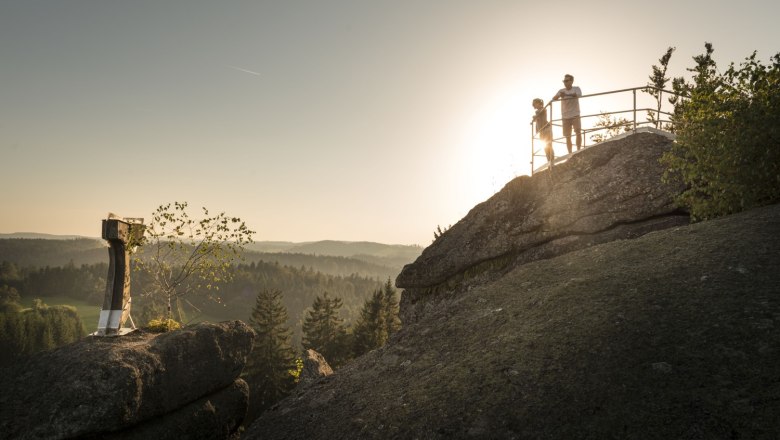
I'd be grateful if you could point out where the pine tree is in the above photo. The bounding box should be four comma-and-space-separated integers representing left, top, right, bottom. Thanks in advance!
0, 307, 24, 366
382, 278, 401, 337
352, 288, 386, 356
301, 292, 349, 367
352, 279, 401, 357
243, 289, 297, 419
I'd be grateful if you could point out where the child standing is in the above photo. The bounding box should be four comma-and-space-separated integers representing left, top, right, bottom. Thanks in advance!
532, 98, 554, 165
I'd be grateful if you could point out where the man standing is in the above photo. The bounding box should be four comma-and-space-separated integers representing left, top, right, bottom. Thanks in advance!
553, 74, 582, 153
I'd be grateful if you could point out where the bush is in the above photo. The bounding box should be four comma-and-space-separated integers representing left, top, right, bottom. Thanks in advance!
145, 318, 182, 333
662, 44, 780, 220
288, 358, 304, 383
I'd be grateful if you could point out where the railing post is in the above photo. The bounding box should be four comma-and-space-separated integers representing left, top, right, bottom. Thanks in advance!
548, 104, 553, 151
657, 87, 663, 129
530, 119, 535, 175
633, 89, 637, 132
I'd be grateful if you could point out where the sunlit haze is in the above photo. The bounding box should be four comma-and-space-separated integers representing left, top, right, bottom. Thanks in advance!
2, 1, 778, 245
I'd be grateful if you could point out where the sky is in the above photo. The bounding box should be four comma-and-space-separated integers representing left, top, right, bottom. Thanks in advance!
2, 0, 779, 246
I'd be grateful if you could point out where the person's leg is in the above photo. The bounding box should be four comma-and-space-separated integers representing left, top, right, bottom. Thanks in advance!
562, 118, 573, 154
543, 128, 554, 163
574, 116, 582, 150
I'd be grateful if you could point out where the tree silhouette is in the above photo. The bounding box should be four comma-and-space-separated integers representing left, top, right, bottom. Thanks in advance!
352, 278, 401, 357
243, 289, 297, 420
301, 292, 350, 367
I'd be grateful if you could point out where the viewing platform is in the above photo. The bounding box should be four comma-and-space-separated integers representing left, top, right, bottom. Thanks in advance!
531, 86, 680, 175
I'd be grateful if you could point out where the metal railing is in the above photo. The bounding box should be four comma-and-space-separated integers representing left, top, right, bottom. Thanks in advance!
530, 86, 680, 174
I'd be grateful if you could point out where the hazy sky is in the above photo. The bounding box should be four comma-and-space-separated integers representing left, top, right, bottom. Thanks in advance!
2, 0, 778, 245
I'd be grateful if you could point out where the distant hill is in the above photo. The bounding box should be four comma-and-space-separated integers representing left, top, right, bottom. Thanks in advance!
0, 237, 421, 279
247, 240, 421, 258
244, 241, 301, 253
0, 238, 108, 267
246, 240, 423, 273
241, 251, 402, 281
0, 233, 94, 240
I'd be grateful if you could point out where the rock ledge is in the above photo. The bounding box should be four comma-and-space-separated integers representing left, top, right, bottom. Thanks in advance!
0, 320, 254, 440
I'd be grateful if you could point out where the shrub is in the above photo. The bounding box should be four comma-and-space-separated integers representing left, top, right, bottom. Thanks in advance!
662, 44, 780, 220
145, 318, 182, 333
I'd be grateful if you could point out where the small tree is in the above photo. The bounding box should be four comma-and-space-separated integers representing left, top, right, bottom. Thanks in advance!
132, 202, 254, 322
433, 224, 451, 243
243, 289, 297, 420
645, 46, 676, 129
301, 292, 350, 367
590, 113, 632, 143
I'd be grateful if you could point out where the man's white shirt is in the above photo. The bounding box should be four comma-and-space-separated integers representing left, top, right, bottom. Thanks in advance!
557, 86, 582, 119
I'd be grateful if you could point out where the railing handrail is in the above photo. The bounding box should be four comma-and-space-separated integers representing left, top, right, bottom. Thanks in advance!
530, 85, 682, 174
533, 86, 681, 117
569, 85, 679, 101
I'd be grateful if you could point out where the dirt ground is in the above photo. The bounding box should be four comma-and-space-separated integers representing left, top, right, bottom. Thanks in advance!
247, 203, 780, 440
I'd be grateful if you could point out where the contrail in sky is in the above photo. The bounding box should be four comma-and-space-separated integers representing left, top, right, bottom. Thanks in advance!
226, 65, 262, 76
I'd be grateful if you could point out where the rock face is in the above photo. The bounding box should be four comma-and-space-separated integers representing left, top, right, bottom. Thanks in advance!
0, 320, 254, 440
245, 202, 780, 440
397, 131, 688, 323
299, 349, 333, 384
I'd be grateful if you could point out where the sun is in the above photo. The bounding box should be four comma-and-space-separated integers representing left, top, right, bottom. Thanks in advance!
459, 83, 532, 204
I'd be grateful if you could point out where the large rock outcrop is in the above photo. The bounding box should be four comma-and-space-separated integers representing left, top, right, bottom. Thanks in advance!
397, 130, 688, 323
0, 320, 254, 440
243, 132, 780, 438
246, 202, 780, 439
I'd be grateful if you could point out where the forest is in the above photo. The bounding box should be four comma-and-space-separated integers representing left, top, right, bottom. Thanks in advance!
0, 258, 385, 337
0, 295, 85, 367
0, 238, 415, 361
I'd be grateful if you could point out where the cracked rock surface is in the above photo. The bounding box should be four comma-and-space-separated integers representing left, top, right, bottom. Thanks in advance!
397, 132, 688, 323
